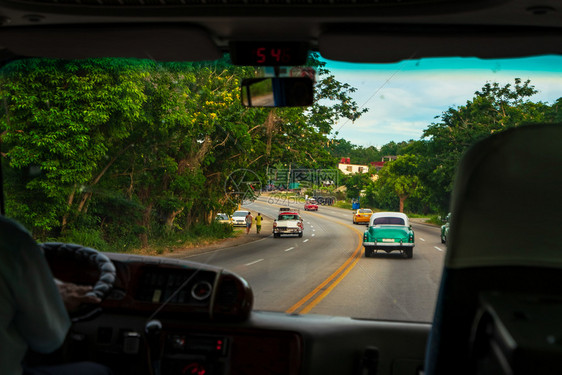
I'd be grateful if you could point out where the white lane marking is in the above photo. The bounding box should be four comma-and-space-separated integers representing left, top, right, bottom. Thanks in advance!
312, 233, 315, 237
245, 259, 264, 266
310, 226, 314, 228
307, 222, 311, 224
419, 238, 425, 241
284, 247, 295, 252
434, 246, 444, 252
303, 239, 309, 243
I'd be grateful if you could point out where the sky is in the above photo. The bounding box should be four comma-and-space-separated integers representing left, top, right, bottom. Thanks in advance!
323, 55, 562, 148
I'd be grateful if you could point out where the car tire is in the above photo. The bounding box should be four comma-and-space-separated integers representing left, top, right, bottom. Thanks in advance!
365, 247, 373, 257
298, 232, 303, 238
404, 248, 413, 259
441, 235, 445, 244
274, 233, 280, 238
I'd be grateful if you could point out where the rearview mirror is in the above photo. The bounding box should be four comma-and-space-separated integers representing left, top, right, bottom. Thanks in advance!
241, 77, 314, 107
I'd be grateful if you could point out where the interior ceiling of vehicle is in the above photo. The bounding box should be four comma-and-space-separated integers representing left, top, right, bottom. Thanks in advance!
0, 0, 560, 61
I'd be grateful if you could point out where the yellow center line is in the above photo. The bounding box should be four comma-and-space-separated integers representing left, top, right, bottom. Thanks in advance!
285, 210, 365, 314
299, 232, 363, 314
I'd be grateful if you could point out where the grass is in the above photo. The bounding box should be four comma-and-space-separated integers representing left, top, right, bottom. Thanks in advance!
139, 222, 237, 256
333, 201, 353, 209
405, 212, 422, 218
426, 215, 443, 226
57, 221, 239, 256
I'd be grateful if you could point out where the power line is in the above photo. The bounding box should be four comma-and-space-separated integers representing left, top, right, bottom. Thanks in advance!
333, 59, 414, 135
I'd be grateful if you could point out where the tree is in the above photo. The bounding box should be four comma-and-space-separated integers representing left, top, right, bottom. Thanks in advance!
371, 155, 421, 213
343, 172, 372, 200
420, 78, 554, 213
1, 58, 147, 236
0, 55, 368, 248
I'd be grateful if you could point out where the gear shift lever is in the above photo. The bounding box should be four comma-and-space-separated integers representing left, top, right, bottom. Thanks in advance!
145, 320, 163, 375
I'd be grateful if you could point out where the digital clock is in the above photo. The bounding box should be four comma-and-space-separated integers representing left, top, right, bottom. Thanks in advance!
229, 42, 309, 66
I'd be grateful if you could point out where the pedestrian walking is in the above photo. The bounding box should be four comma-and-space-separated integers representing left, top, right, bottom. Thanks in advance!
245, 212, 253, 234
255, 213, 263, 234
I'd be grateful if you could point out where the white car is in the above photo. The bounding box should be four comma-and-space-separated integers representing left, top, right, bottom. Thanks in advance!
230, 210, 250, 227
273, 211, 304, 238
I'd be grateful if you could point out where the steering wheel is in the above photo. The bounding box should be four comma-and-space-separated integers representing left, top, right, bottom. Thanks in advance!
40, 242, 117, 322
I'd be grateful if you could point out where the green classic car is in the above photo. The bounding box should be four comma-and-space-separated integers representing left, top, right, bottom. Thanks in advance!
440, 213, 451, 244
363, 212, 415, 258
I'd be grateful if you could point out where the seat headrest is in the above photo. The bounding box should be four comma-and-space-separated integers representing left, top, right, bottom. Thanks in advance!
446, 124, 562, 269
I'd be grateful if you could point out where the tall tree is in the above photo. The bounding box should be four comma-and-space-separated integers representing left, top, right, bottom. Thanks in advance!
369, 154, 421, 213
420, 78, 553, 213
1, 58, 147, 236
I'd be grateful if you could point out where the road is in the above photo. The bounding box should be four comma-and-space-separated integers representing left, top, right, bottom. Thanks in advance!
178, 197, 446, 322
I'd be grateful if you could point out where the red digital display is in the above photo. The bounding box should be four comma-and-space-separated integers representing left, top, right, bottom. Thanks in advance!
230, 42, 308, 66
255, 47, 292, 64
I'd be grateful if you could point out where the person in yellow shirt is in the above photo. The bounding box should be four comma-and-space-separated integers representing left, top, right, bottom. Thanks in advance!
255, 213, 263, 234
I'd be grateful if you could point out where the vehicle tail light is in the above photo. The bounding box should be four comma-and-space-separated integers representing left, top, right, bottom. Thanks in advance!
297, 222, 303, 229
273, 221, 277, 228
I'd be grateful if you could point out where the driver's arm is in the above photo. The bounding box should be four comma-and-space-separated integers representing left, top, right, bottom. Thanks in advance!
0, 216, 70, 355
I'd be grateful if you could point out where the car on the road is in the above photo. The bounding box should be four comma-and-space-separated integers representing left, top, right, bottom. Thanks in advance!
304, 199, 318, 211
273, 211, 304, 238
363, 212, 415, 258
441, 213, 451, 244
215, 213, 231, 225
353, 208, 373, 225
231, 210, 251, 227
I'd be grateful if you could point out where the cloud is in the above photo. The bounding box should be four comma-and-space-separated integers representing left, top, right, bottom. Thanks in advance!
326, 57, 562, 147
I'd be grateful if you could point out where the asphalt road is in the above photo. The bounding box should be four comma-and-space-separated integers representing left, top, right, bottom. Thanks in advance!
178, 197, 445, 322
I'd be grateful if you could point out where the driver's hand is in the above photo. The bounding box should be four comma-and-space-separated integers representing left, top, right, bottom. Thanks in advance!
55, 280, 102, 312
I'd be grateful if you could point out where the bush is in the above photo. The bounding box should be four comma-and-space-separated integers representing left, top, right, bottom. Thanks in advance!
426, 215, 443, 226
333, 200, 353, 209
56, 228, 110, 252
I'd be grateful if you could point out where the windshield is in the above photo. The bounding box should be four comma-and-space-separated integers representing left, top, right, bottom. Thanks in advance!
373, 217, 405, 226
278, 215, 299, 220
1, 54, 561, 323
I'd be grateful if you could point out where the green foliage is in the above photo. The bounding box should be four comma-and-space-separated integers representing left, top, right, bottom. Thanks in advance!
333, 200, 353, 209
4, 57, 555, 248
1, 55, 367, 249
426, 215, 443, 226
417, 78, 555, 213
368, 155, 421, 212
327, 138, 382, 165
343, 172, 372, 199
56, 227, 111, 252
359, 79, 561, 215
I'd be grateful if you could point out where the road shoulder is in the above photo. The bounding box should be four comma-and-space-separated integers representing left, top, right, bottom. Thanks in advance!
164, 209, 273, 258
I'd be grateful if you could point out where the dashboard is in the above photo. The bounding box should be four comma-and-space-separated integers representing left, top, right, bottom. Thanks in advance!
45, 252, 429, 375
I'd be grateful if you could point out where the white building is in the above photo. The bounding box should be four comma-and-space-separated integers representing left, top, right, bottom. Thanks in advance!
337, 158, 369, 175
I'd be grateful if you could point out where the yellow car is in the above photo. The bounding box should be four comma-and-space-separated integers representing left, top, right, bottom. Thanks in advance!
353, 208, 373, 225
